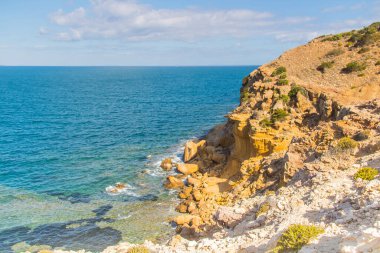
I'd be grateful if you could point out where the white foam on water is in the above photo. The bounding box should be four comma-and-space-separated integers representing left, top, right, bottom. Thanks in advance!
105, 183, 139, 197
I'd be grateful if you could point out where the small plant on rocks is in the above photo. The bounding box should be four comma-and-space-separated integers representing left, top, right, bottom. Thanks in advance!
354, 167, 379, 181
256, 202, 270, 216
271, 109, 288, 122
273, 224, 324, 253
336, 137, 358, 151
317, 61, 334, 73
271, 66, 287, 77
342, 61, 366, 73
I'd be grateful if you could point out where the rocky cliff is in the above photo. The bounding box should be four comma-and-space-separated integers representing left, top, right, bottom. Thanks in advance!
48, 23, 380, 253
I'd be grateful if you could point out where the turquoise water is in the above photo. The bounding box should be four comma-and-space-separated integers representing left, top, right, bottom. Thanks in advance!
0, 66, 255, 252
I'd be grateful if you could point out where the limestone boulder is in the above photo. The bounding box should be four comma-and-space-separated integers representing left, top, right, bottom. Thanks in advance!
164, 176, 184, 189
177, 163, 199, 175
184, 140, 206, 162
160, 158, 173, 171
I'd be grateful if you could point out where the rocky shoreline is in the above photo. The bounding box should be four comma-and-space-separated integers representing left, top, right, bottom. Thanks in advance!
30, 23, 380, 253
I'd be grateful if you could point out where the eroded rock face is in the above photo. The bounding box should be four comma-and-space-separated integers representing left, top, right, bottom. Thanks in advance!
165, 23, 380, 238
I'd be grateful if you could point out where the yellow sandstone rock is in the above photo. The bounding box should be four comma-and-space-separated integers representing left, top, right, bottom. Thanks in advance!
177, 163, 199, 175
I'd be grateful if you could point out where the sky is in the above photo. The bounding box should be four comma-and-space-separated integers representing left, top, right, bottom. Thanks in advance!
0, 0, 379, 66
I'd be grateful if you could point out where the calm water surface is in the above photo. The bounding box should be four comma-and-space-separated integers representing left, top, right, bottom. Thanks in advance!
0, 66, 256, 252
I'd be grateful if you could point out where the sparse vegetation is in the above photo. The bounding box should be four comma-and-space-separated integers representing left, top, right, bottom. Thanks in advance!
127, 246, 150, 253
265, 190, 275, 196
278, 73, 287, 79
271, 66, 287, 77
348, 22, 380, 47
271, 109, 288, 122
256, 202, 270, 216
357, 73, 365, 77
342, 61, 366, 73
317, 61, 334, 73
288, 85, 307, 99
325, 48, 344, 57
322, 34, 342, 42
260, 118, 273, 128
354, 167, 379, 181
336, 137, 358, 151
263, 78, 273, 83
279, 94, 290, 104
273, 224, 324, 253
241, 90, 249, 102
276, 79, 289, 86
375, 60, 380, 66
358, 47, 370, 54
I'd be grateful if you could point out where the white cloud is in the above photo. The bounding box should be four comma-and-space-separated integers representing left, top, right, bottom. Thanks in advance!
49, 0, 312, 42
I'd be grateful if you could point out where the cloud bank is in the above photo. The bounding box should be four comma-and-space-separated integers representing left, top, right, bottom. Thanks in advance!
49, 0, 313, 42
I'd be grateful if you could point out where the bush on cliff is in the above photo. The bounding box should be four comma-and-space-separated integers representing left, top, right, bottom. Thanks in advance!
354, 167, 379, 181
127, 246, 150, 253
260, 118, 273, 128
276, 79, 289, 86
273, 224, 324, 253
336, 137, 358, 151
279, 94, 290, 104
271, 66, 287, 77
342, 61, 366, 73
317, 61, 334, 73
271, 109, 288, 122
288, 85, 307, 99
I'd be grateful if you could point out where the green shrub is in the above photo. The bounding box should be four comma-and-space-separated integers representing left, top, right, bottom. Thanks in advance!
278, 73, 287, 79
271, 109, 288, 122
263, 78, 273, 83
358, 47, 370, 54
375, 60, 380, 66
354, 167, 379, 181
336, 137, 358, 151
317, 61, 334, 73
241, 90, 249, 102
260, 118, 273, 128
276, 79, 289, 86
288, 85, 307, 99
279, 94, 290, 104
256, 202, 270, 216
322, 34, 342, 42
342, 61, 366, 73
357, 73, 365, 77
127, 246, 150, 253
325, 48, 344, 57
273, 224, 324, 253
271, 66, 287, 77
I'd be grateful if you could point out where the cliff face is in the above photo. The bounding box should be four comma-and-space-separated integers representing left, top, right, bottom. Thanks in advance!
166, 22, 380, 237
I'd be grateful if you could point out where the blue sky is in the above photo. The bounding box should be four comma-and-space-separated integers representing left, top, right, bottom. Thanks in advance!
0, 0, 379, 66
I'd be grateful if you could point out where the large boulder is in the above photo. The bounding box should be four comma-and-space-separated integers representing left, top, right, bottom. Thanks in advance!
177, 163, 199, 175
164, 176, 184, 189
184, 140, 206, 162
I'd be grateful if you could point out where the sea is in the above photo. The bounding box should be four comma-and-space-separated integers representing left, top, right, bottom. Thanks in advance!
0, 66, 256, 252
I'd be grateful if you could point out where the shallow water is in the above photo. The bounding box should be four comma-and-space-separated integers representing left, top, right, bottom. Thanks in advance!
0, 66, 256, 252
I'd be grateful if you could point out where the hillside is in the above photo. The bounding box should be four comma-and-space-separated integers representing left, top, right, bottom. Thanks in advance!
48, 23, 380, 253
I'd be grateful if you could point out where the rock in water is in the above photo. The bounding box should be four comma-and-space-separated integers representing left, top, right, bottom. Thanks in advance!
165, 176, 184, 189
160, 158, 173, 171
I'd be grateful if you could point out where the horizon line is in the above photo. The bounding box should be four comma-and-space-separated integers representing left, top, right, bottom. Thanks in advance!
0, 64, 261, 67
